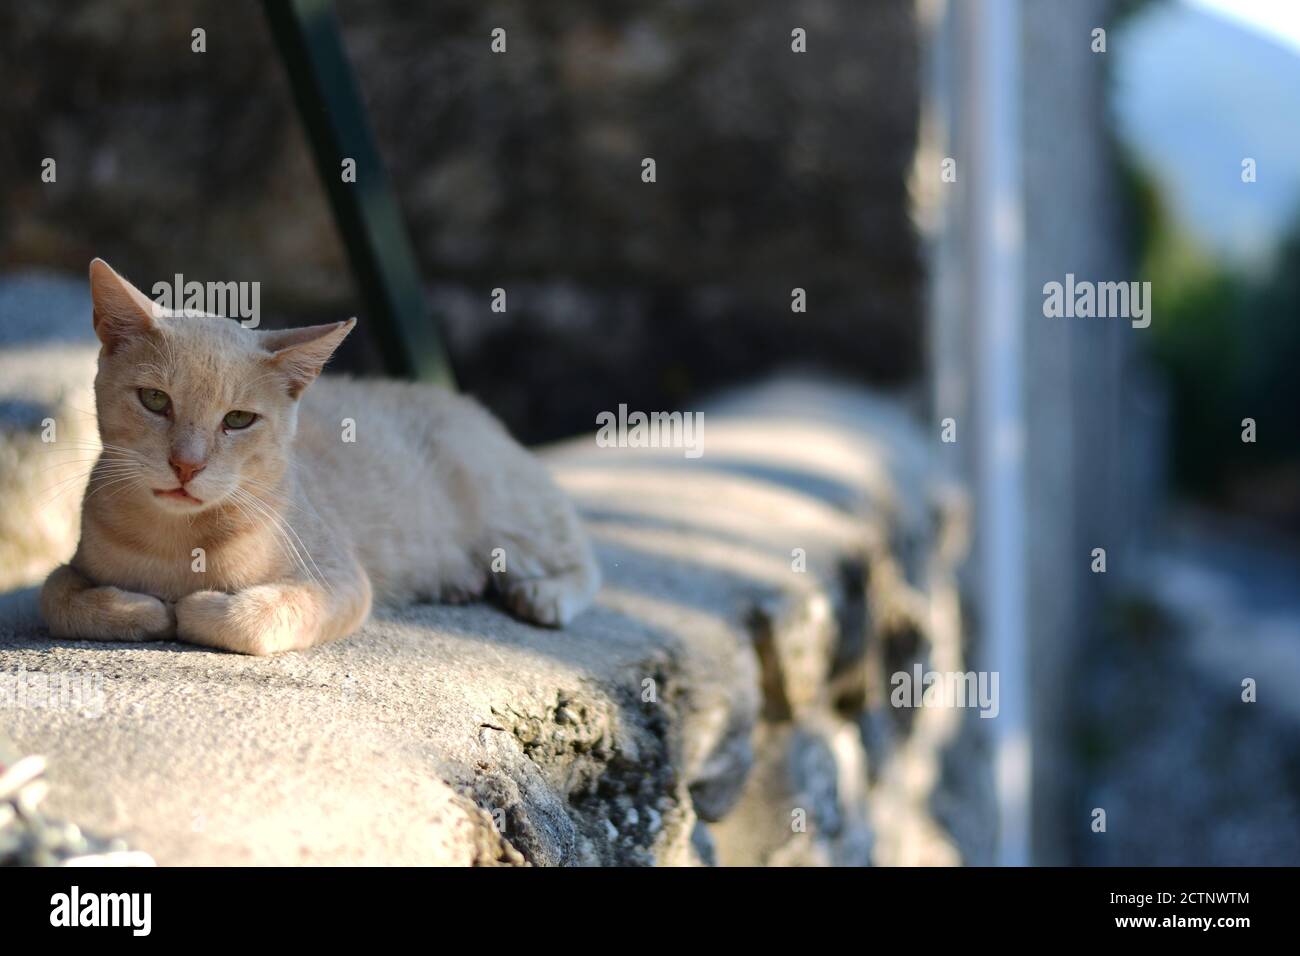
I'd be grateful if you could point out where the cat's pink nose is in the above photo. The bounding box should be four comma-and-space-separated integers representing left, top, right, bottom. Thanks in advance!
169, 457, 206, 485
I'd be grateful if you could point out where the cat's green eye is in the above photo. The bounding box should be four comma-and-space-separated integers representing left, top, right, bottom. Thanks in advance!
223, 410, 257, 430
138, 388, 171, 415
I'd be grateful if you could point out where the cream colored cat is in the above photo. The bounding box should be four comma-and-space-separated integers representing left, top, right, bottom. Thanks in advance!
39, 260, 600, 655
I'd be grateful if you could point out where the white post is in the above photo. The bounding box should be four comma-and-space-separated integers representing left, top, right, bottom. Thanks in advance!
966, 0, 1030, 866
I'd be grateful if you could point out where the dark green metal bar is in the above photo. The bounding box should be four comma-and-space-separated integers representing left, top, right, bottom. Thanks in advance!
262, 0, 454, 387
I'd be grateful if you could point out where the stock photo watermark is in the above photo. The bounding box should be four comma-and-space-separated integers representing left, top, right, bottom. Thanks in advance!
0, 666, 105, 719
890, 664, 1000, 719
150, 273, 261, 327
595, 405, 705, 459
1042, 273, 1151, 329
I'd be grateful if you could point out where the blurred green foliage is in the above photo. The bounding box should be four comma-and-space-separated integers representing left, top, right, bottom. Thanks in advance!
1131, 162, 1300, 499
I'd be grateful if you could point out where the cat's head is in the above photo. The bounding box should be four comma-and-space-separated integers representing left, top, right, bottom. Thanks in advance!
87, 258, 354, 514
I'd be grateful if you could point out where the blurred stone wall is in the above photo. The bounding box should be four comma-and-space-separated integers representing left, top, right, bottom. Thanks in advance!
0, 0, 921, 442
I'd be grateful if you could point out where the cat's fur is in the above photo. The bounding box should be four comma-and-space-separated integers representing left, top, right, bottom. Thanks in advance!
39, 260, 600, 655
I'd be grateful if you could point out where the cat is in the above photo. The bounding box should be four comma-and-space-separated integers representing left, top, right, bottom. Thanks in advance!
39, 259, 600, 655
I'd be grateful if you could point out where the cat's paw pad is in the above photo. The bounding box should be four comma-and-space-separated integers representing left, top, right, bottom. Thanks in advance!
504, 569, 597, 628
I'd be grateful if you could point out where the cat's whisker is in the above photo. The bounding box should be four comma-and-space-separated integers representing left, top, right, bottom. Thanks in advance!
251, 505, 332, 595
35, 444, 109, 456
238, 489, 333, 593
81, 472, 145, 506
237, 477, 311, 518
34, 452, 139, 471
226, 488, 312, 583
39, 465, 136, 490
236, 476, 299, 513
30, 484, 89, 512
248, 497, 333, 596
228, 488, 328, 593
57, 403, 101, 422
33, 460, 105, 478
98, 441, 148, 454
84, 467, 143, 490
33, 453, 141, 476
239, 476, 350, 557
36, 456, 136, 474
31, 465, 141, 509
37, 442, 148, 465
98, 476, 146, 506
91, 443, 150, 461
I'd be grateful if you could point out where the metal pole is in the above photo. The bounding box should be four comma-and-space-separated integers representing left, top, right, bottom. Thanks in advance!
262, 0, 455, 387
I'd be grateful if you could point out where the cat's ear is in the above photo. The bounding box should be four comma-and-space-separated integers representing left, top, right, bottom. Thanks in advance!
262, 318, 356, 398
89, 258, 160, 353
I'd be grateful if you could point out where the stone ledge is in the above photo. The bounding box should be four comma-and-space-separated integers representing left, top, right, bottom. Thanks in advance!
0, 292, 987, 863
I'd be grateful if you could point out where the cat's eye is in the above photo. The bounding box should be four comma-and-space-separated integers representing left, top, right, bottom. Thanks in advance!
223, 410, 257, 430
138, 388, 171, 415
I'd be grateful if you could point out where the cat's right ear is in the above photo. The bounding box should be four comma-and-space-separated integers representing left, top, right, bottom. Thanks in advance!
89, 258, 159, 353
262, 318, 356, 398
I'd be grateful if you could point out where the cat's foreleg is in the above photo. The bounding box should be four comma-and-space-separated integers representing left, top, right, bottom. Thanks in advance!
490, 506, 601, 628
175, 568, 371, 656
40, 563, 176, 641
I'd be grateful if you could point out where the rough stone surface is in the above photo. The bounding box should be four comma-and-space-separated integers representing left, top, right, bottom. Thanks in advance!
0, 274, 989, 865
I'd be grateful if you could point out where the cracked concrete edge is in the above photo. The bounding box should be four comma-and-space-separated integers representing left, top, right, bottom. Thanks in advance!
452, 562, 867, 867
0, 279, 986, 864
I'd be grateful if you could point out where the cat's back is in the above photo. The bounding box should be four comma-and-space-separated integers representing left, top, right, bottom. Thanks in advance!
295, 374, 507, 472
302, 375, 449, 438
287, 375, 535, 599
293, 374, 509, 526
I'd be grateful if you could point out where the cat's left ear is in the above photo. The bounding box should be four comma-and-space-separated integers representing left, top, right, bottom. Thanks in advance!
262, 318, 356, 398
89, 258, 161, 353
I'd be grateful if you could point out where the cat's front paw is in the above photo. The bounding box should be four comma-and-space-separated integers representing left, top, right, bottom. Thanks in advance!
40, 565, 175, 642
118, 590, 177, 640
47, 587, 175, 642
503, 565, 600, 628
175, 589, 251, 654
176, 585, 330, 656
104, 588, 176, 641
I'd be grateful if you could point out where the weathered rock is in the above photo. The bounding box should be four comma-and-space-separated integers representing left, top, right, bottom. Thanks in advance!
0, 274, 989, 864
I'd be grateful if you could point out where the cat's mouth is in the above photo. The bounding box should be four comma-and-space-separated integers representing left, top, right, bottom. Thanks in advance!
153, 487, 205, 506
